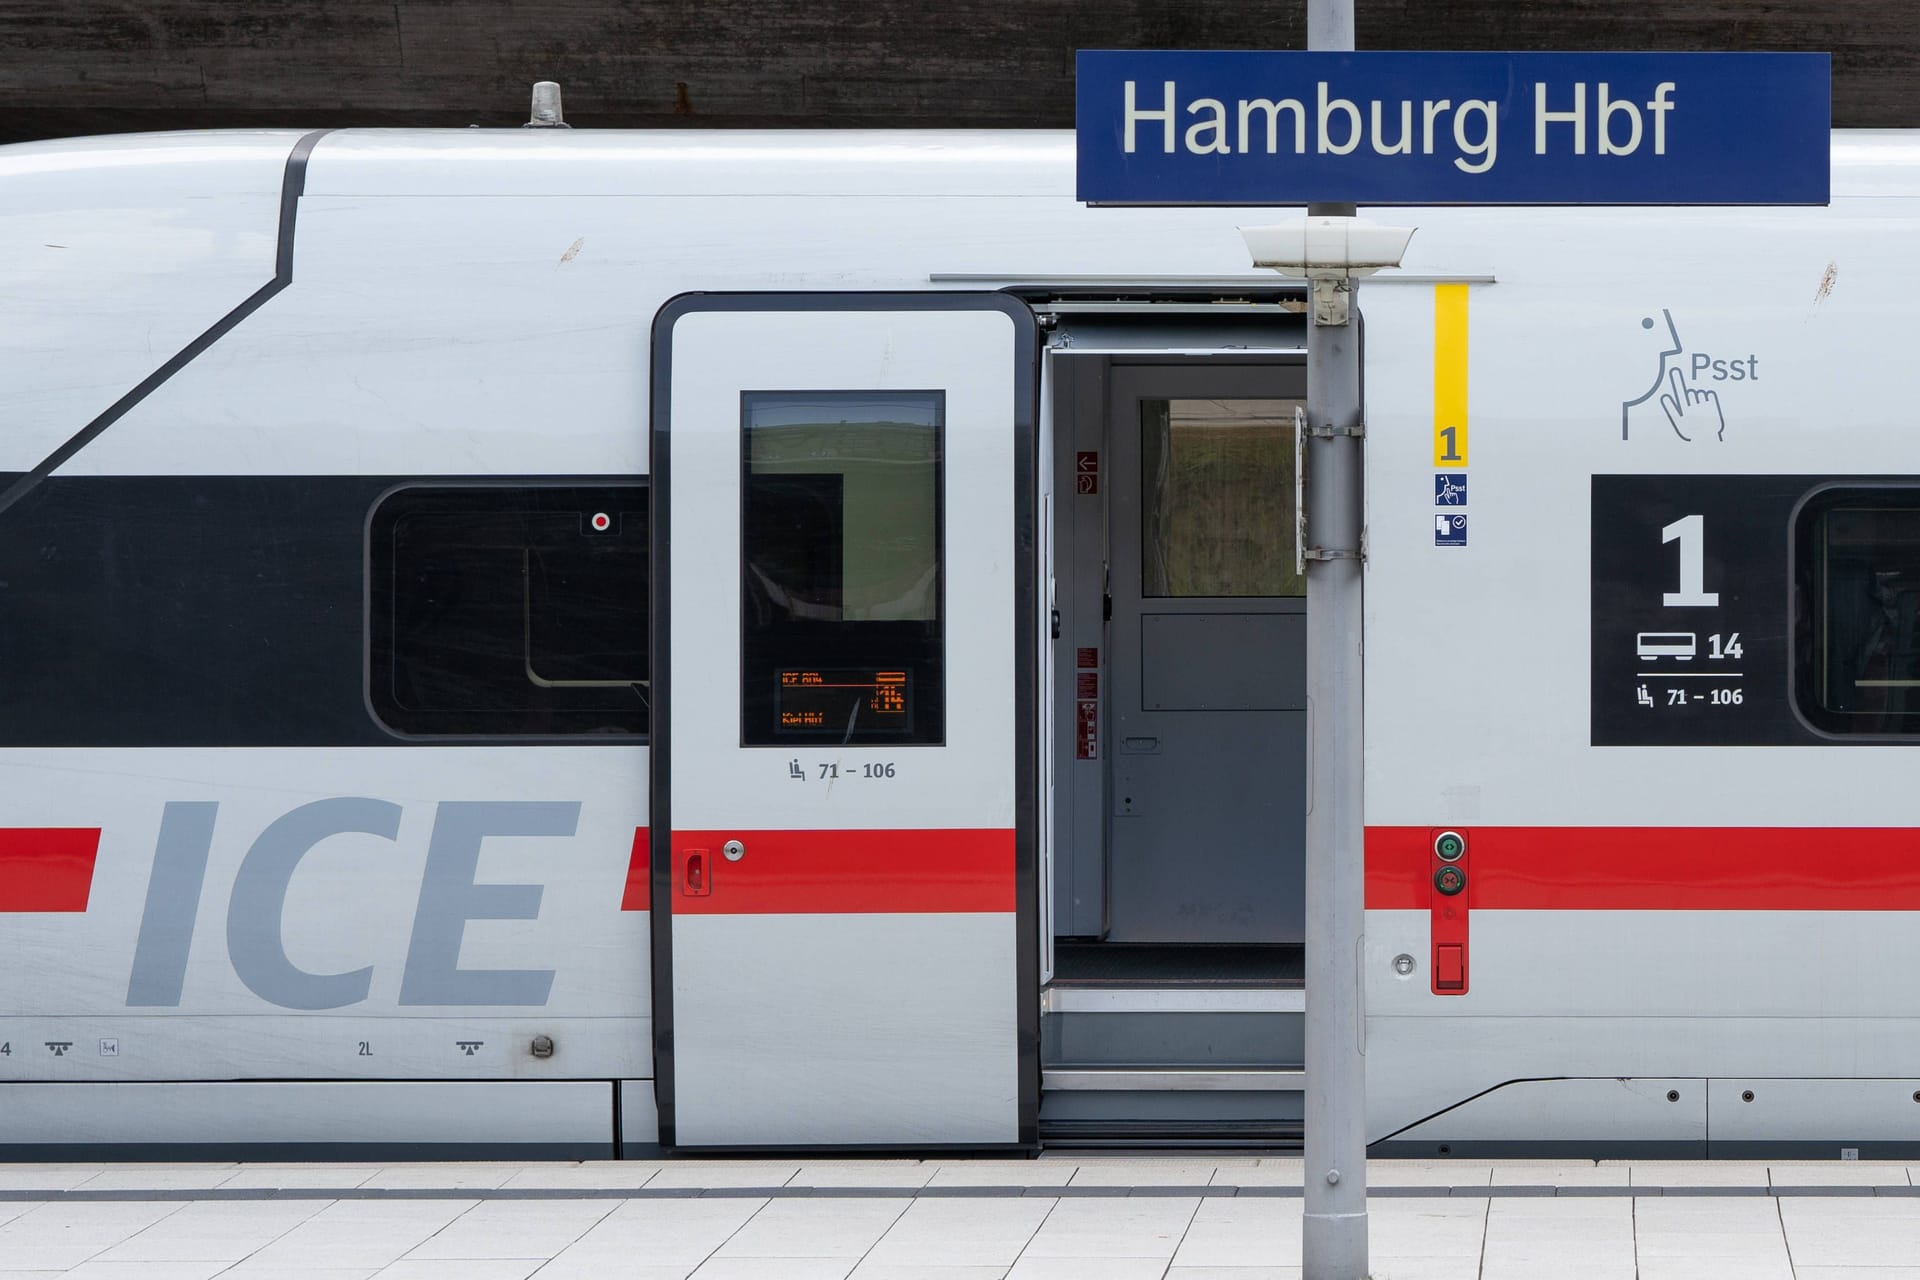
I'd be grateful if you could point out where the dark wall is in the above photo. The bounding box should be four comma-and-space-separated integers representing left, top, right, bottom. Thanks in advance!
0, 1, 1910, 144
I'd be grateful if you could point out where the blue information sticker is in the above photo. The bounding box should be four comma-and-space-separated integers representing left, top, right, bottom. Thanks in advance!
1435, 513, 1468, 547
1434, 473, 1468, 506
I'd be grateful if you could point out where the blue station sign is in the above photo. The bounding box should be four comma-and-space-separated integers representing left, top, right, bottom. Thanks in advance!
1076, 50, 1830, 206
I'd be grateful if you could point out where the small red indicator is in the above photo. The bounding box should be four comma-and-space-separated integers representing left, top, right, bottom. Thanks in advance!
590, 512, 611, 532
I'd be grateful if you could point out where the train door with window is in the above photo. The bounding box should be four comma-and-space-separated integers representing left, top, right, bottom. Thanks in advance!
649, 293, 1039, 1149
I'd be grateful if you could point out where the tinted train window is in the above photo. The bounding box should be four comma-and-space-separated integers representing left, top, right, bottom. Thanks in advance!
740, 391, 944, 746
1796, 487, 1920, 736
369, 485, 649, 738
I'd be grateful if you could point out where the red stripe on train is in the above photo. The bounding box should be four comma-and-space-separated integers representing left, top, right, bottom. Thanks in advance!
620, 827, 649, 912
1366, 825, 1920, 911
671, 828, 1015, 914
0, 828, 102, 912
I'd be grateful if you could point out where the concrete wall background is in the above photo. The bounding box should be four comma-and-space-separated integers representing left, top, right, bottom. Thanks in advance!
0, 1, 1910, 143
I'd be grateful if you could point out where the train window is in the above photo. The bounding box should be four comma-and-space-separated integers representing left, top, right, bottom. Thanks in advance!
1795, 487, 1920, 735
368, 484, 649, 738
1142, 398, 1304, 598
740, 391, 945, 746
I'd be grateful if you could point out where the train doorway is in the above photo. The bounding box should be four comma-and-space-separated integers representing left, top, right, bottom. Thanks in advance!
1041, 310, 1310, 1142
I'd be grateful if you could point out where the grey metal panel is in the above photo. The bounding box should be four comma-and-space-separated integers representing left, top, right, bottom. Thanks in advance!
1103, 362, 1309, 944
1707, 1078, 1920, 1147
0, 1080, 611, 1147
1142, 613, 1307, 711
1044, 1009, 1304, 1067
1043, 986, 1305, 1013
1385, 1078, 1707, 1147
619, 1079, 661, 1146
1050, 353, 1111, 939
673, 913, 1018, 1146
1044, 1068, 1304, 1091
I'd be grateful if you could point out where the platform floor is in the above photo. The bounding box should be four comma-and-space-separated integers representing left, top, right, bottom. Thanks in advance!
3, 1156, 1920, 1277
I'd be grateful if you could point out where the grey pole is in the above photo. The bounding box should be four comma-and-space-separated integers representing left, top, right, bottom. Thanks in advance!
1303, 0, 1369, 1278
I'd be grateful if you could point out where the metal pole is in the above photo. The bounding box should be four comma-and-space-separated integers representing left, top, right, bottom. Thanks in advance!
1304, 1, 1368, 1278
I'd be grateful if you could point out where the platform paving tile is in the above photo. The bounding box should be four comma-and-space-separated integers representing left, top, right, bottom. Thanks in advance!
1362, 1259, 1482, 1280
1491, 1160, 1629, 1187
214, 1268, 380, 1280
924, 1161, 1074, 1188
91, 1197, 329, 1262
0, 1200, 187, 1270
708, 1195, 912, 1258
847, 1265, 1015, 1280
1016, 1195, 1200, 1260
643, 1162, 802, 1190
374, 1262, 545, 1280
1780, 1195, 1920, 1266
1163, 1267, 1301, 1280
1627, 1160, 1771, 1188
1365, 1161, 1493, 1188
68, 1167, 238, 1192
857, 1194, 1054, 1268
1479, 1193, 1635, 1271
0, 1169, 105, 1192
58, 1263, 228, 1280
499, 1162, 662, 1190
1632, 1196, 1791, 1261
399, 1197, 616, 1260
1636, 1259, 1794, 1280
215, 1165, 383, 1191
1069, 1161, 1220, 1187
526, 1195, 768, 1278
1169, 1194, 1301, 1267
229, 1198, 479, 1272
1212, 1159, 1303, 1187
1365, 1197, 1488, 1258
687, 1261, 856, 1280
1798, 1270, 1920, 1280
357, 1163, 523, 1191
1003, 1259, 1171, 1279
1770, 1160, 1912, 1187
791, 1161, 937, 1189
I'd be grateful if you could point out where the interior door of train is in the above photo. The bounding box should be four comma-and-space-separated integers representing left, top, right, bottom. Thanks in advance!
650, 293, 1039, 1149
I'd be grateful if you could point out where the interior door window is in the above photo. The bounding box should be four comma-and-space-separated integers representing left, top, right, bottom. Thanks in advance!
1141, 398, 1304, 598
739, 391, 945, 746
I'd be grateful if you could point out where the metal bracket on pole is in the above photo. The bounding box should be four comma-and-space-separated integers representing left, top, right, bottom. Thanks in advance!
1310, 276, 1352, 327
1303, 423, 1366, 440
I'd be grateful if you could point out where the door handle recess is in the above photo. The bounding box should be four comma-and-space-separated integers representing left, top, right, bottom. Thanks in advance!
682, 848, 711, 898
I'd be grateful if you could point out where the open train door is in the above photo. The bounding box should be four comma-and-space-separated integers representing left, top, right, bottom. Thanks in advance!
650, 294, 1039, 1149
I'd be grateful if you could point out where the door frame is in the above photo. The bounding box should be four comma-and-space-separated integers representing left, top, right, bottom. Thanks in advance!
646, 291, 1042, 1151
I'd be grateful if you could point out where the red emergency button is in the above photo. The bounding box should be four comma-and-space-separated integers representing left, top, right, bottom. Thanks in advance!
1435, 943, 1465, 991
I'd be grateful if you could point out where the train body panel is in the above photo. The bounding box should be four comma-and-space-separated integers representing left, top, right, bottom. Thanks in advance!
2, 126, 1919, 1155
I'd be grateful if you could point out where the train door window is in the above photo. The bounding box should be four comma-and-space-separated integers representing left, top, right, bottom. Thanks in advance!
740, 390, 944, 746
1796, 487, 1920, 735
368, 484, 649, 737
1141, 398, 1304, 598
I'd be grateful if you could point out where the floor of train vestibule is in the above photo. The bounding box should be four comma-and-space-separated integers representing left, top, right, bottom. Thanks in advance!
0, 1156, 1916, 1277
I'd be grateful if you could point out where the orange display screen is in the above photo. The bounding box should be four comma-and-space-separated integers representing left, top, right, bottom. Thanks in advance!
776, 669, 912, 736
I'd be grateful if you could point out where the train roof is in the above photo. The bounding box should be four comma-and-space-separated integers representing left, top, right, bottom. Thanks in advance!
5, 127, 1920, 201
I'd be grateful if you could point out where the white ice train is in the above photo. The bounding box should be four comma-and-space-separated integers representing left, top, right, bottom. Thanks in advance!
2, 122, 1918, 1159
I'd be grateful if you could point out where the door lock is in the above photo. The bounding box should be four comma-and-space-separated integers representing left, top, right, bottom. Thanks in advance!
722, 839, 746, 861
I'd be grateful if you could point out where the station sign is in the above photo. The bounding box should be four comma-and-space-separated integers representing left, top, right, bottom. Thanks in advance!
1076, 50, 1830, 206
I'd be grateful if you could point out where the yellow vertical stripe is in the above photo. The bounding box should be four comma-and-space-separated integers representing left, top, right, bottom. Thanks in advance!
1433, 284, 1469, 468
